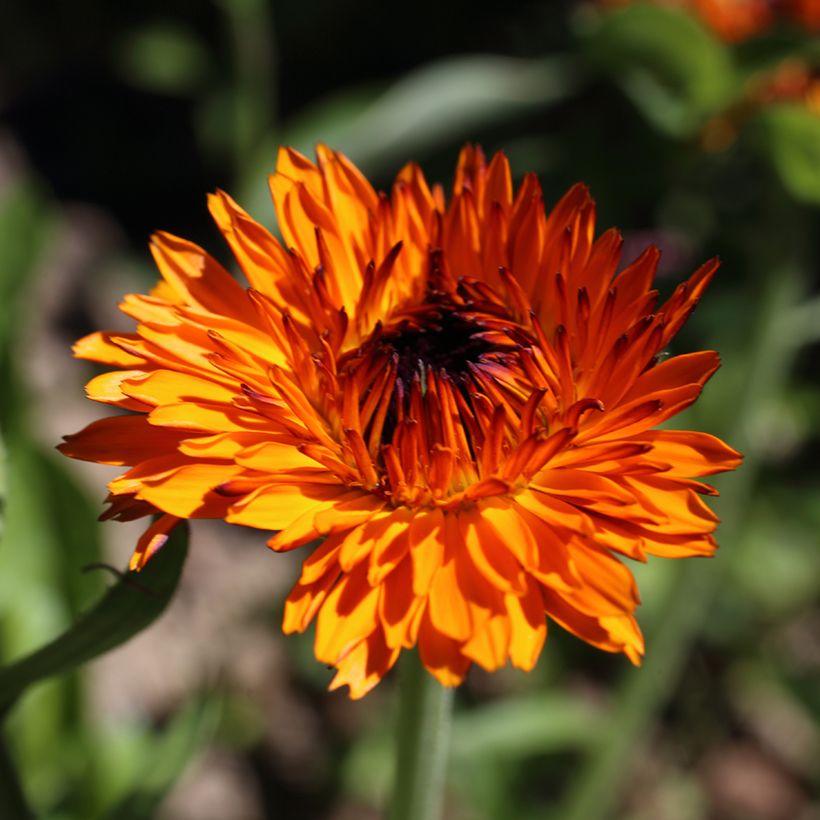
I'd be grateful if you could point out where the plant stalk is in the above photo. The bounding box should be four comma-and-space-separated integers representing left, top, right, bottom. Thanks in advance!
389, 652, 454, 820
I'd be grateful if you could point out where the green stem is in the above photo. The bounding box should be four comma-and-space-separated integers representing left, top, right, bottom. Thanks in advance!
0, 730, 33, 819
389, 652, 454, 820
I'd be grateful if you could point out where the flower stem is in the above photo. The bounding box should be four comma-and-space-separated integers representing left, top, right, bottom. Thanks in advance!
0, 730, 33, 819
389, 651, 454, 820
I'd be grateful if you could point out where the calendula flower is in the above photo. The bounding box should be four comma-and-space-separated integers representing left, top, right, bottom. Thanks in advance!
692, 0, 774, 41
702, 59, 820, 151
748, 59, 820, 114
602, 0, 820, 41
791, 0, 820, 28
60, 146, 741, 697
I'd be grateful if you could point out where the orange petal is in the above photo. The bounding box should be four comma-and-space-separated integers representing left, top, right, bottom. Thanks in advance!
532, 468, 638, 507
129, 514, 181, 570
328, 626, 400, 699
149, 230, 257, 324
417, 609, 471, 688
121, 369, 236, 406
234, 440, 319, 472
461, 611, 511, 671
428, 558, 472, 642
379, 555, 425, 649
313, 493, 387, 536
408, 508, 445, 596
74, 331, 147, 367
135, 462, 244, 518
59, 415, 184, 466
314, 565, 379, 665
506, 581, 547, 670
85, 370, 152, 410
148, 401, 273, 433
565, 543, 641, 617
634, 430, 742, 477
458, 506, 526, 595
283, 560, 340, 634
543, 588, 644, 661
624, 475, 720, 535
226, 483, 351, 532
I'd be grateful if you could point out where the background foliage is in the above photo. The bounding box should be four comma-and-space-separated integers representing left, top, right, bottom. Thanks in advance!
1, 1, 819, 818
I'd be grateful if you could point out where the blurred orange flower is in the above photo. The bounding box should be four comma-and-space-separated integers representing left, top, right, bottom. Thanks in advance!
749, 60, 820, 113
693, 0, 774, 41
790, 0, 820, 27
702, 59, 820, 151
60, 146, 741, 697
603, 0, 820, 40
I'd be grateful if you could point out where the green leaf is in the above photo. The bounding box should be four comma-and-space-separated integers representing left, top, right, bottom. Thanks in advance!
450, 692, 604, 761
0, 525, 188, 715
34, 449, 106, 616
99, 697, 220, 820
343, 691, 603, 806
0, 181, 50, 445
0, 181, 50, 358
585, 4, 738, 135
239, 54, 580, 222
754, 103, 820, 204
116, 24, 210, 96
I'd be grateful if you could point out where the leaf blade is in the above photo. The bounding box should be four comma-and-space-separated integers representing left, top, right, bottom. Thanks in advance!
0, 524, 188, 713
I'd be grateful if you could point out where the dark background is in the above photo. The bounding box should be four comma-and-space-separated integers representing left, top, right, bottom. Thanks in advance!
0, 2, 819, 818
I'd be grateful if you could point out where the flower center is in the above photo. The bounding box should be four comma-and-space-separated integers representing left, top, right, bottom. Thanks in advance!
379, 304, 496, 385
335, 299, 507, 454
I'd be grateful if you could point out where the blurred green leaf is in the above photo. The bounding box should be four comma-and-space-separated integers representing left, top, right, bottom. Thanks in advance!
296, 54, 578, 165
36, 450, 105, 617
343, 691, 603, 806
240, 54, 580, 220
116, 23, 210, 96
0, 180, 49, 445
754, 104, 820, 204
781, 295, 820, 347
450, 693, 603, 761
720, 496, 820, 624
0, 182, 49, 357
728, 659, 819, 780
99, 697, 219, 820
0, 525, 188, 715
0, 176, 87, 812
0, 429, 6, 550
0, 435, 105, 808
585, 4, 738, 135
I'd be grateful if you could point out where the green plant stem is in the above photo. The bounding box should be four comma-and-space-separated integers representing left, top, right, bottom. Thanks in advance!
558, 263, 804, 820
389, 652, 454, 820
0, 731, 33, 819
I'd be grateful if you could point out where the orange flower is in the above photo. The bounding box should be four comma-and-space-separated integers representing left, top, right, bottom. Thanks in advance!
602, 0, 820, 40
60, 146, 741, 697
789, 0, 820, 28
692, 0, 774, 41
749, 59, 820, 114
702, 59, 820, 151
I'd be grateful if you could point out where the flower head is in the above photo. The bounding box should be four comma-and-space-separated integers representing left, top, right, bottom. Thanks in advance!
603, 0, 820, 41
60, 145, 741, 697
701, 59, 820, 151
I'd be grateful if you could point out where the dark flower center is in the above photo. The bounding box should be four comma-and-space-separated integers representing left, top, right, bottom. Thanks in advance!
379, 304, 496, 385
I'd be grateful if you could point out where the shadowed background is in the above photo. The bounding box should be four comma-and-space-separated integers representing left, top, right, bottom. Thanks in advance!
1, 1, 819, 818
